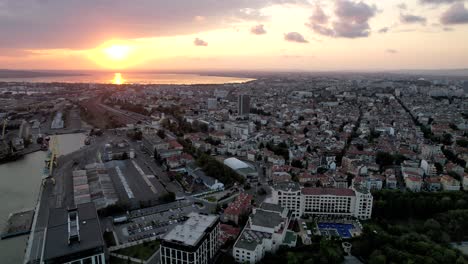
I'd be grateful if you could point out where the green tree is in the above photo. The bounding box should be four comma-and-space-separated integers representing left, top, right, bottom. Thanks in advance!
376, 152, 394, 167
369, 250, 387, 264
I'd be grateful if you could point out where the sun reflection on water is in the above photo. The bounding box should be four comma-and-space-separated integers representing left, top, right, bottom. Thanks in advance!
112, 73, 125, 85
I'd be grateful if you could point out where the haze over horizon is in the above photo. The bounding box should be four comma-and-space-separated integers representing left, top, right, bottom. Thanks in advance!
0, 0, 468, 71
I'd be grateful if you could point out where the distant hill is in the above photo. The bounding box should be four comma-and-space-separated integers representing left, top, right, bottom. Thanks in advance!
0, 69, 84, 78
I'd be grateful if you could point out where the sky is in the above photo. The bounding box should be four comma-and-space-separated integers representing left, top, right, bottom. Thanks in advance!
0, 0, 467, 71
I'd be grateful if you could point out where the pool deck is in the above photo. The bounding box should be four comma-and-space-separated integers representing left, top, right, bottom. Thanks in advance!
317, 222, 356, 238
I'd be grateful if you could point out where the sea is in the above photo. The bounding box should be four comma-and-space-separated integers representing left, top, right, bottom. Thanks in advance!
0, 72, 254, 85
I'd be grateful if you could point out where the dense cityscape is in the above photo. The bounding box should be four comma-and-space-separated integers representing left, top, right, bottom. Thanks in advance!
1, 0, 468, 263
0, 72, 467, 264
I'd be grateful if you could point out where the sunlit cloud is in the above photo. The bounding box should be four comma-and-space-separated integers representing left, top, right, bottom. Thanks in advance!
0, 0, 467, 71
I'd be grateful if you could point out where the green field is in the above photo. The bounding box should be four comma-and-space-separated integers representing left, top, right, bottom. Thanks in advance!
114, 240, 160, 260
204, 196, 217, 202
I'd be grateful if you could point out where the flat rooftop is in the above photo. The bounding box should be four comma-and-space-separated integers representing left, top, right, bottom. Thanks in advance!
251, 209, 284, 229
163, 212, 218, 247
43, 202, 104, 261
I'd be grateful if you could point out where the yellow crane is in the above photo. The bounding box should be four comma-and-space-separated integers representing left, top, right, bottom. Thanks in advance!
43, 135, 59, 185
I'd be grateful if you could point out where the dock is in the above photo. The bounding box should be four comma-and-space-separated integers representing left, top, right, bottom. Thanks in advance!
1, 209, 35, 239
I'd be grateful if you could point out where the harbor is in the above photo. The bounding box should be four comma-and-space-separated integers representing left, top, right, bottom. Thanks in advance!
1, 209, 34, 239
0, 133, 86, 263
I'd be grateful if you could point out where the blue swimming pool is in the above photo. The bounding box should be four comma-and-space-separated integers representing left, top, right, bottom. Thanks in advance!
317, 222, 354, 238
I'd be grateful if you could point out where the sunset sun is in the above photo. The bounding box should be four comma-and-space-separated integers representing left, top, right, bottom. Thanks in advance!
104, 45, 131, 61
88, 42, 140, 69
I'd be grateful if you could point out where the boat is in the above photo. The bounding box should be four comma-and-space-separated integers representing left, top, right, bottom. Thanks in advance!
84, 137, 91, 145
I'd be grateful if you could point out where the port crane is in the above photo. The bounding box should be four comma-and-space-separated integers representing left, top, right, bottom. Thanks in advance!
43, 136, 58, 186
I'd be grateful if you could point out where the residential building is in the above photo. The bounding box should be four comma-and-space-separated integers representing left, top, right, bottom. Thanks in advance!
405, 176, 422, 192
187, 163, 225, 191
440, 175, 461, 191
238, 94, 251, 116
385, 174, 397, 189
224, 192, 253, 225
207, 98, 217, 110
160, 213, 220, 264
425, 176, 441, 192
233, 203, 292, 264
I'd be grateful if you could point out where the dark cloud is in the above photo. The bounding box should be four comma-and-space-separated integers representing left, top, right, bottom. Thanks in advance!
250, 24, 267, 35
378, 27, 390, 33
0, 0, 306, 49
386, 49, 398, 54
440, 3, 468, 24
284, 32, 309, 43
400, 13, 427, 25
306, 0, 377, 38
194, 38, 208, 46
420, 0, 463, 4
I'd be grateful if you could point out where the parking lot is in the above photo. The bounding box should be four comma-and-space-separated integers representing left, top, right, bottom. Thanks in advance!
113, 200, 198, 243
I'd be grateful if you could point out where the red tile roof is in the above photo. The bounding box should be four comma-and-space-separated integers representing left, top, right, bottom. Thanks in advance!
301, 187, 355, 196
224, 193, 253, 216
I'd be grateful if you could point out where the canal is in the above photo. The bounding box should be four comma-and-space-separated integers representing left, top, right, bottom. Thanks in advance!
0, 133, 86, 263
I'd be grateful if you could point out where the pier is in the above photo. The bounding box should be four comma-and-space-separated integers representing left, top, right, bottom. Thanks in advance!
1, 209, 34, 239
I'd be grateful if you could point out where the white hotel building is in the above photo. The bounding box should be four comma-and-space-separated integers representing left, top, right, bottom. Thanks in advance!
269, 182, 373, 220
160, 213, 220, 264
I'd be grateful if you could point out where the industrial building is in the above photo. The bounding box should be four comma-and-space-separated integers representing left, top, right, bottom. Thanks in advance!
223, 157, 257, 179
41, 202, 106, 264
72, 163, 118, 210
160, 212, 220, 264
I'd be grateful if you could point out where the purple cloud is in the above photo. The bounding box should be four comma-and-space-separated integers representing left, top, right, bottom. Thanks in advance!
251, 24, 267, 35
400, 13, 427, 25
309, 24, 335, 36
194, 38, 208, 46
310, 4, 329, 24
420, 0, 463, 4
284, 32, 309, 43
0, 0, 306, 49
306, 0, 377, 38
0, 48, 41, 57
440, 3, 468, 24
